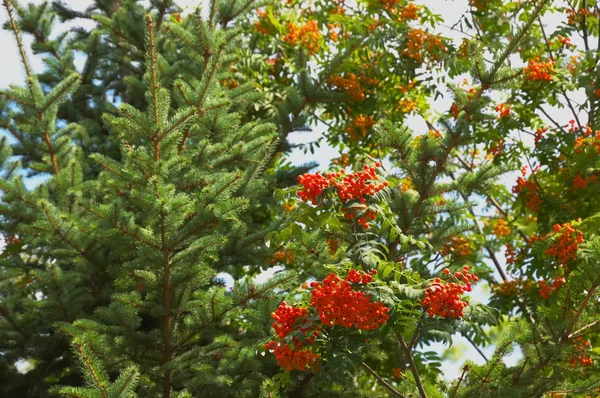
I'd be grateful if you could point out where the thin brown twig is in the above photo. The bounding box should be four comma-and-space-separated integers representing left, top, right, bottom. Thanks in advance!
360, 362, 406, 398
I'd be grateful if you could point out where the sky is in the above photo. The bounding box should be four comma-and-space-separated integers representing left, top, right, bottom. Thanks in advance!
0, 0, 583, 381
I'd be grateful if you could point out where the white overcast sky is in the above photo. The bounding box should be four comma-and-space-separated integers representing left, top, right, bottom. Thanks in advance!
0, 0, 581, 380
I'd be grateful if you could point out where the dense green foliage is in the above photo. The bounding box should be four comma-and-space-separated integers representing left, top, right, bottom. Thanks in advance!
1, 0, 599, 397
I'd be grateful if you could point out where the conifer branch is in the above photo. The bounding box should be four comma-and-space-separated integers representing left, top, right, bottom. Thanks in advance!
160, 206, 173, 398
3, 0, 34, 83
0, 306, 26, 337
4, 0, 60, 177
360, 361, 406, 398
145, 15, 161, 129
451, 366, 469, 398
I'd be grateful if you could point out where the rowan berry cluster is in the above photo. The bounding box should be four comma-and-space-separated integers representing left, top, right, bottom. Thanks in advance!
376, 0, 399, 12
573, 172, 597, 190
283, 20, 322, 55
505, 243, 517, 264
487, 140, 504, 158
309, 270, 389, 330
297, 164, 388, 228
264, 341, 320, 372
397, 3, 421, 21
492, 219, 511, 238
493, 278, 533, 296
566, 8, 593, 26
574, 129, 600, 154
534, 127, 548, 145
544, 222, 583, 266
265, 302, 321, 371
441, 236, 472, 257
332, 153, 351, 167
403, 28, 447, 63
255, 9, 271, 35
537, 277, 565, 299
271, 302, 309, 338
524, 57, 555, 81
327, 23, 339, 42
495, 103, 511, 118
345, 114, 376, 141
400, 178, 414, 192
556, 34, 574, 47
326, 238, 339, 256
421, 266, 478, 318
282, 201, 296, 213
567, 53, 583, 74
568, 337, 593, 368
392, 368, 403, 378
270, 249, 296, 265
328, 73, 379, 101
451, 103, 460, 120
397, 98, 417, 113
494, 279, 519, 296
512, 166, 543, 212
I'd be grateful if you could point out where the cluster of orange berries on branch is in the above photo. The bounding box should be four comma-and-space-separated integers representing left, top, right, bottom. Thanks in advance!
495, 103, 511, 118
566, 7, 595, 26
421, 266, 478, 318
492, 219, 511, 238
397, 98, 417, 114
328, 73, 379, 102
310, 270, 389, 330
573, 172, 597, 190
255, 9, 271, 35
568, 337, 593, 368
534, 127, 548, 145
567, 53, 583, 75
512, 166, 543, 212
326, 238, 339, 256
399, 178, 414, 192
544, 222, 583, 266
375, 0, 399, 12
524, 57, 555, 81
297, 164, 388, 228
221, 79, 238, 89
327, 23, 339, 42
537, 277, 565, 299
332, 153, 351, 167
282, 200, 296, 213
271, 302, 310, 339
556, 34, 574, 48
494, 279, 519, 296
505, 243, 517, 264
265, 301, 320, 371
283, 20, 322, 55
487, 140, 504, 158
269, 249, 296, 265
264, 341, 320, 372
441, 236, 472, 257
396, 2, 421, 21
392, 368, 403, 379
451, 103, 460, 120
345, 114, 376, 141
574, 128, 600, 154
402, 28, 447, 63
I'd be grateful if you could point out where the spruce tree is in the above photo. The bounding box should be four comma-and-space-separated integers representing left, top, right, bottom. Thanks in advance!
0, 1, 297, 396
